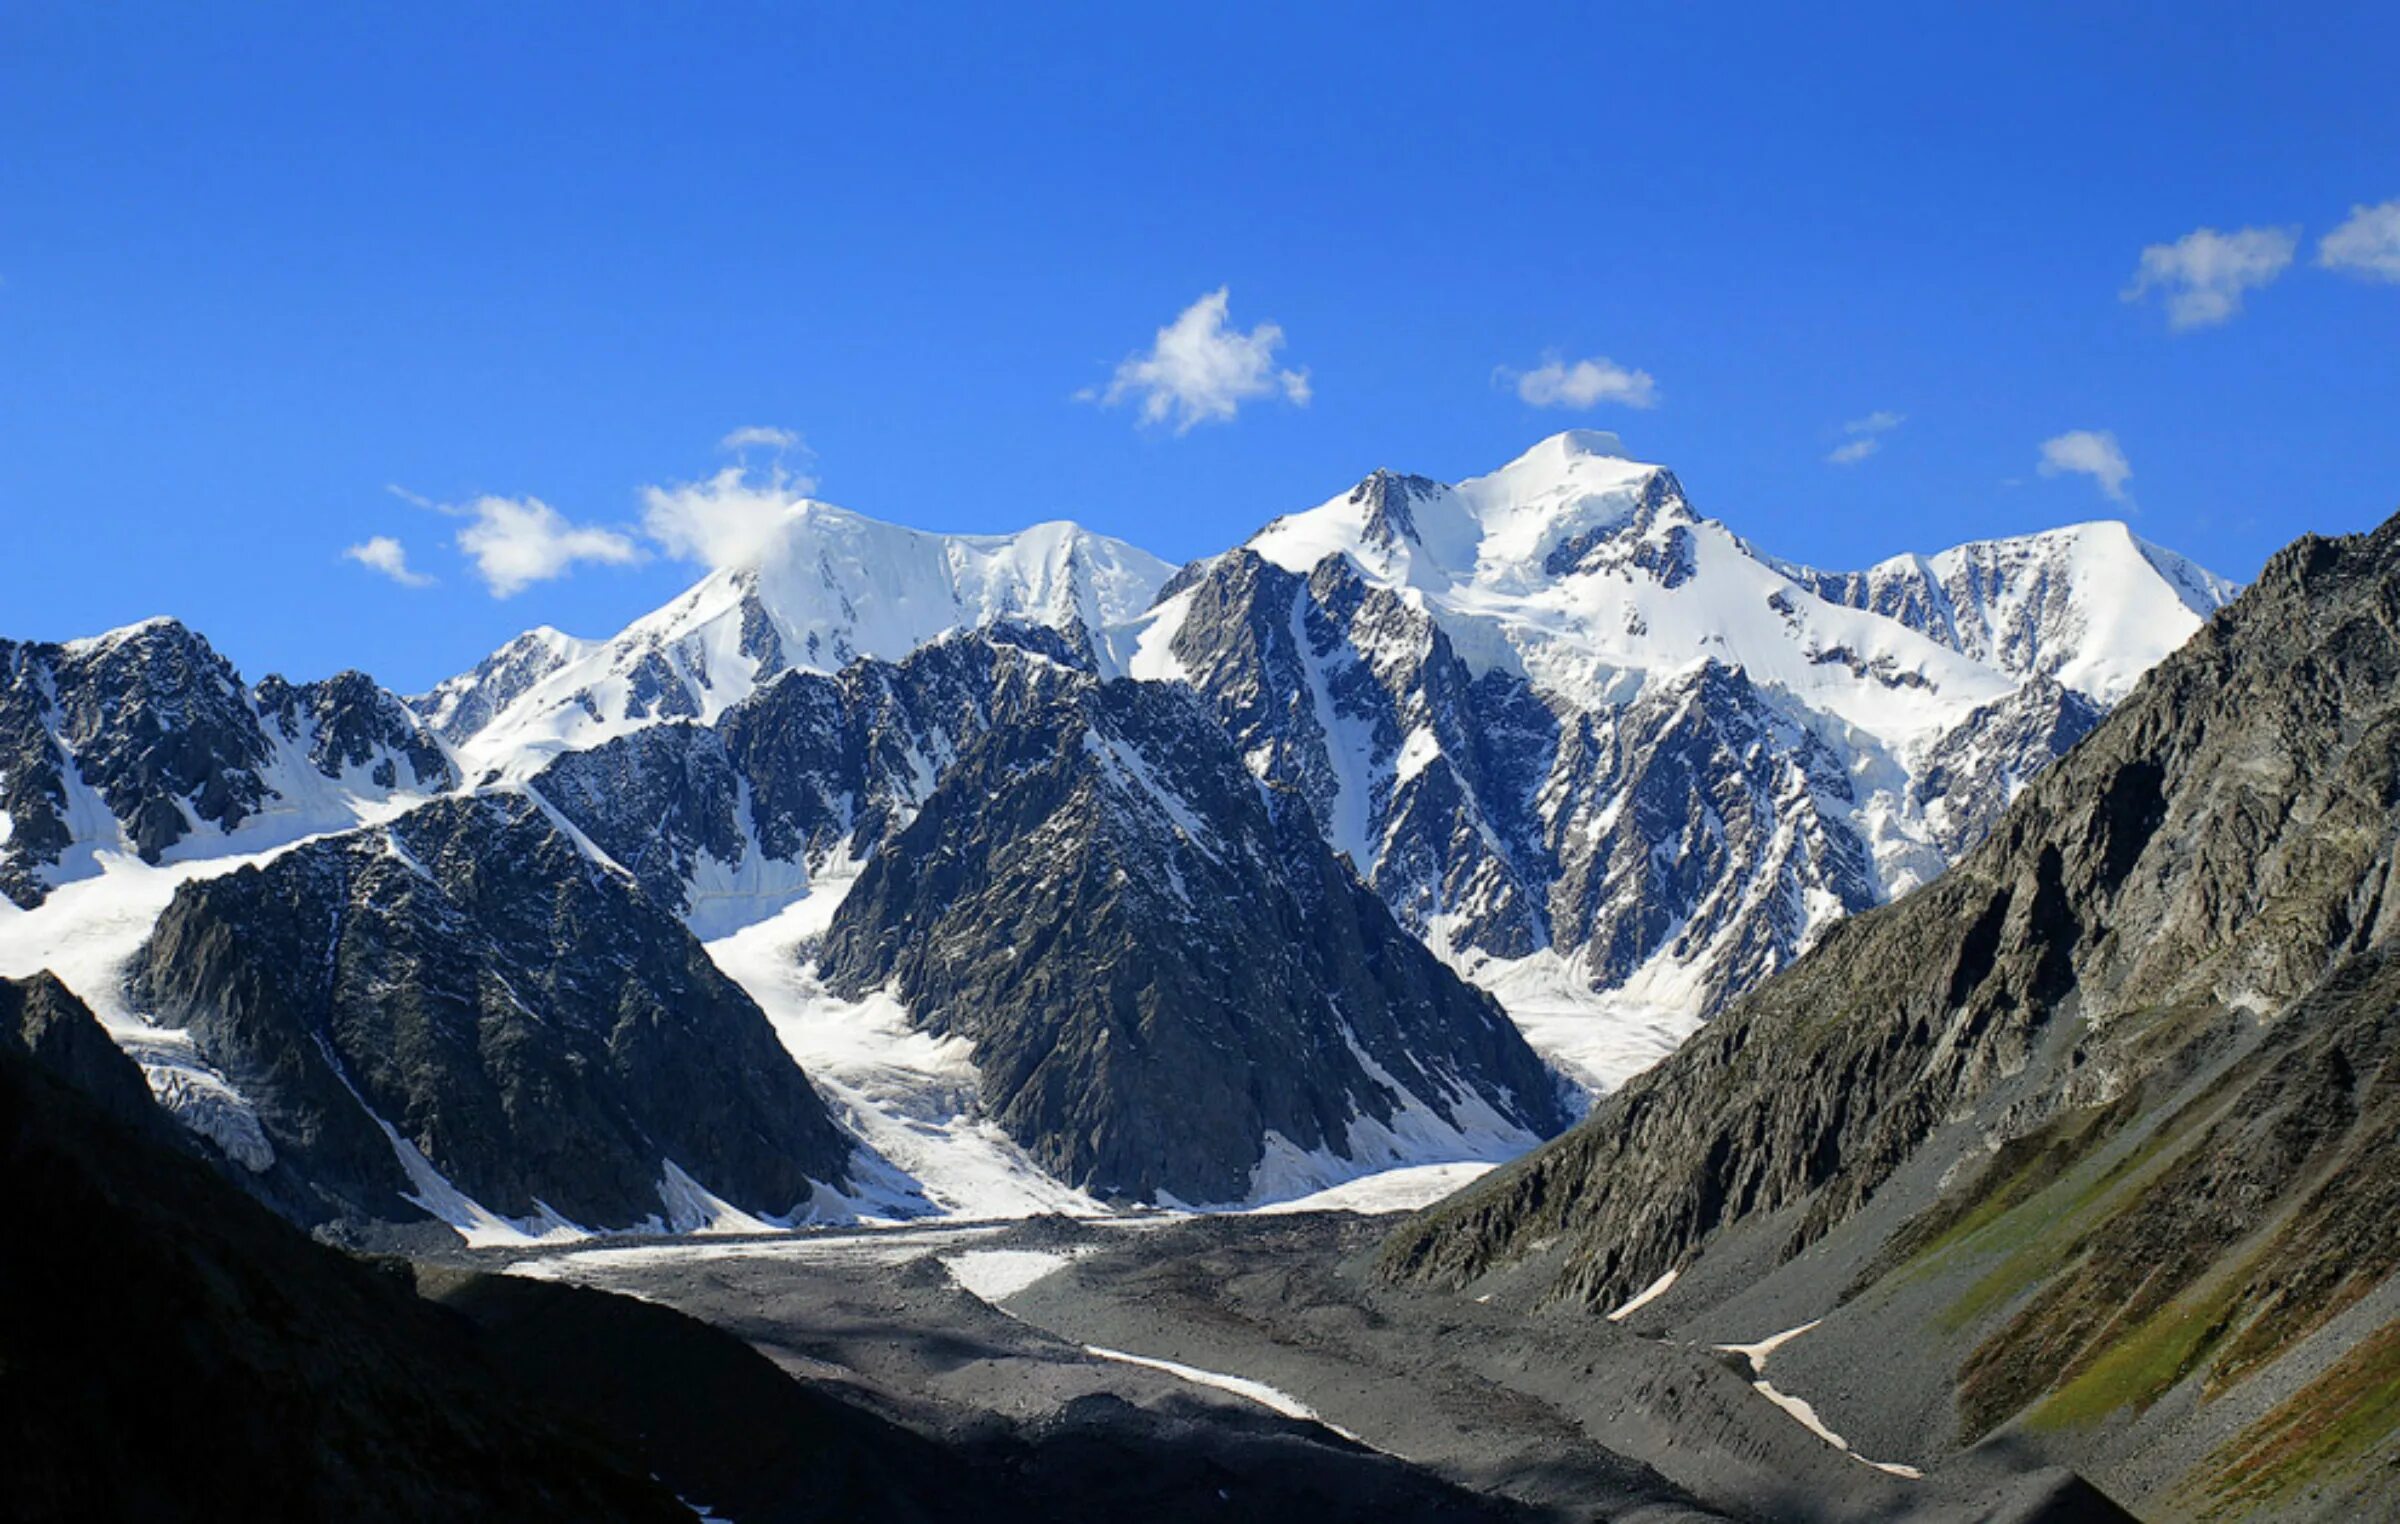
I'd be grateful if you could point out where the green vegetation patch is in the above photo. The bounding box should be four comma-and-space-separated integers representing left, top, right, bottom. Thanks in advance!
2027, 1270, 2247, 1431
2192, 1318, 2400, 1517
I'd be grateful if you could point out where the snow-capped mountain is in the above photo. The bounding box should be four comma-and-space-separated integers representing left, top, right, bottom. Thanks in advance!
133, 791, 858, 1235
1114, 431, 2234, 1065
0, 619, 454, 909
813, 666, 1567, 1205
0, 432, 2236, 1239
423, 504, 1174, 778
1778, 519, 2240, 702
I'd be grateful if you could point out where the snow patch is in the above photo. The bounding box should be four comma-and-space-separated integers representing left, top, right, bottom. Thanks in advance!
1607, 1267, 1680, 1322
704, 872, 1109, 1222
1081, 1345, 1360, 1441
944, 1247, 1083, 1302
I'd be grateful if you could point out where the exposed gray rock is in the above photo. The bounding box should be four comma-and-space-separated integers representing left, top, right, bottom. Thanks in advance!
529, 623, 1093, 919
254, 668, 455, 791
131, 792, 852, 1232
0, 620, 270, 898
412, 626, 589, 748
817, 676, 1569, 1204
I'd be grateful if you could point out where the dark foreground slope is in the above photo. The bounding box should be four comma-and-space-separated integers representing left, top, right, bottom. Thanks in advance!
1382, 513, 2400, 1517
0, 973, 690, 1523
3, 973, 1541, 1522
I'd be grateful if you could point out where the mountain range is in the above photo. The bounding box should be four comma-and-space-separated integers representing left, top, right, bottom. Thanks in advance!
0, 432, 2232, 1240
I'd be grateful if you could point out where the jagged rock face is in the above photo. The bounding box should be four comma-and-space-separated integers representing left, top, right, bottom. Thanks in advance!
1542, 660, 1877, 1010
1156, 549, 1555, 960
131, 793, 850, 1231
414, 626, 590, 749
255, 670, 454, 792
529, 625, 1094, 921
1380, 510, 2400, 1499
725, 624, 1093, 872
1151, 543, 1887, 1015
0, 621, 270, 898
816, 678, 1570, 1205
0, 620, 455, 907
1909, 677, 2103, 859
1128, 438, 2230, 1021
1787, 520, 2239, 702
528, 722, 752, 912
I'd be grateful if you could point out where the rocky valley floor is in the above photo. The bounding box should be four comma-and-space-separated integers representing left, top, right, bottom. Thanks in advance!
471, 1209, 2135, 1523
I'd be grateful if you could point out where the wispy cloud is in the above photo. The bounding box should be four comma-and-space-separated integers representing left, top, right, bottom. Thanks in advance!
342, 535, 434, 588
451, 495, 644, 597
2318, 200, 2400, 283
1083, 288, 1310, 433
642, 462, 816, 573
2037, 429, 2133, 504
1826, 410, 1904, 466
1505, 353, 1658, 410
720, 424, 803, 453
2122, 225, 2297, 329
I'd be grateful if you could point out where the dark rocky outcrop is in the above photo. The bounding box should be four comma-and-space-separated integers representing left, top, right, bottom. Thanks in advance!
0, 620, 270, 899
0, 970, 160, 1133
131, 792, 852, 1232
254, 668, 454, 791
1154, 532, 1913, 1019
818, 676, 1569, 1204
1158, 547, 1559, 963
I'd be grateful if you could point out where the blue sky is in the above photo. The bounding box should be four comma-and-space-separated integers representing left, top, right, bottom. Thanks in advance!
4, 2, 2395, 691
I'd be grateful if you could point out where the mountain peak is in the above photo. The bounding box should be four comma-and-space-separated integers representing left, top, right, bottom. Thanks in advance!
60, 614, 207, 658
1522, 427, 1630, 463
433, 500, 1172, 769
1347, 469, 1447, 549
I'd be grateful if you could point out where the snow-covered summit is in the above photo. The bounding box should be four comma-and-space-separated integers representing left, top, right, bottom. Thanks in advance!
1161, 431, 2235, 747
1105, 432, 2241, 1059
431, 502, 1175, 777
1781, 520, 2240, 704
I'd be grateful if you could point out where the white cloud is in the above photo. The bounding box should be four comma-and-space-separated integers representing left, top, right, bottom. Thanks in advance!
2318, 200, 2400, 282
641, 462, 815, 572
1826, 410, 1904, 465
2037, 429, 2133, 504
720, 424, 803, 453
1508, 353, 1659, 410
1085, 288, 1310, 433
2122, 225, 2297, 328
453, 495, 643, 598
342, 535, 434, 588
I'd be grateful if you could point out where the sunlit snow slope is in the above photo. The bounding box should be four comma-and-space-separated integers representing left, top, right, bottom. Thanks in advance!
426, 503, 1173, 778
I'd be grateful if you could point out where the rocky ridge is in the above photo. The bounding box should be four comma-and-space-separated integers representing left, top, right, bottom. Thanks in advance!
0, 618, 454, 908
